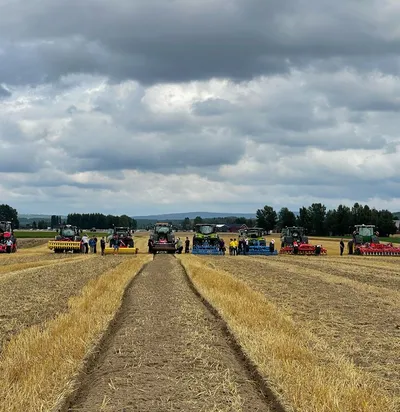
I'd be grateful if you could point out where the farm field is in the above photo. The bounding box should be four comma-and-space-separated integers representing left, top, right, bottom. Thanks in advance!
0, 235, 398, 411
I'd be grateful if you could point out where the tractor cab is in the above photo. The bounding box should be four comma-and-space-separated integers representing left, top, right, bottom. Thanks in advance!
193, 224, 219, 247
195, 224, 217, 235
0, 221, 12, 234
58, 225, 81, 241
352, 224, 379, 245
239, 228, 266, 246
280, 226, 308, 247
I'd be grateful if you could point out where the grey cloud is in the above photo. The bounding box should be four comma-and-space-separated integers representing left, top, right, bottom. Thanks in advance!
1, 1, 400, 86
192, 99, 236, 116
0, 146, 40, 173
0, 85, 11, 98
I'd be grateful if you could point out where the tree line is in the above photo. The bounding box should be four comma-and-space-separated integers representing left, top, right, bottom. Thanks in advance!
1, 202, 398, 236
66, 213, 137, 230
0, 204, 19, 228
256, 203, 398, 236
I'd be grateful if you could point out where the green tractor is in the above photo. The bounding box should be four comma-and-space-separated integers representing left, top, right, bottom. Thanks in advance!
192, 224, 221, 255
347, 224, 400, 255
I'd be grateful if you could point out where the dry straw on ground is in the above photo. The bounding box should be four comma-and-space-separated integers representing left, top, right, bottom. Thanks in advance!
179, 254, 395, 412
0, 255, 151, 412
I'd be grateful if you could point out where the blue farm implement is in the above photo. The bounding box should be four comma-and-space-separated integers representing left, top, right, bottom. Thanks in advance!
246, 244, 278, 256
239, 228, 278, 256
192, 243, 223, 255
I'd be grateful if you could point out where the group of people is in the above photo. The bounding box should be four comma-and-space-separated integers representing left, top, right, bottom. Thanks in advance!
174, 237, 191, 253
227, 237, 276, 255
79, 234, 109, 255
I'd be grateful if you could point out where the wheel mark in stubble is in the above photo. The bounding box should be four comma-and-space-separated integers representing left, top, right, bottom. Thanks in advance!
60, 259, 152, 412
173, 255, 287, 412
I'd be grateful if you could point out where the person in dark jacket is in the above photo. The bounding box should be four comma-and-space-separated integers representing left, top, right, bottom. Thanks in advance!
340, 239, 345, 256
100, 237, 106, 256
185, 237, 190, 253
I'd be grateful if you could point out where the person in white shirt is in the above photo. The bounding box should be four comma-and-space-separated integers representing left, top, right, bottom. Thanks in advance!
81, 234, 89, 254
6, 238, 13, 253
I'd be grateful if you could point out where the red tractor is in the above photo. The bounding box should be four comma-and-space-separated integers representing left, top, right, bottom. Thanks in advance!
0, 221, 17, 253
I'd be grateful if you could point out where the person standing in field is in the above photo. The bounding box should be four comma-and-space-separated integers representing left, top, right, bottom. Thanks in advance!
89, 237, 95, 253
6, 238, 12, 253
113, 237, 120, 255
219, 238, 225, 255
340, 239, 345, 256
100, 237, 106, 256
93, 236, 98, 253
185, 237, 190, 253
81, 234, 89, 254
269, 239, 275, 253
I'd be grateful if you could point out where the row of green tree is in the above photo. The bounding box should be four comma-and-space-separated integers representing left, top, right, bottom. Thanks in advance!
256, 203, 398, 236
0, 204, 19, 227
66, 213, 137, 230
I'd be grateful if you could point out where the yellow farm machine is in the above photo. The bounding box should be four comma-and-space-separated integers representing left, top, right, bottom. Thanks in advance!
105, 226, 137, 255
279, 226, 327, 255
0, 221, 17, 253
48, 225, 83, 253
347, 224, 400, 256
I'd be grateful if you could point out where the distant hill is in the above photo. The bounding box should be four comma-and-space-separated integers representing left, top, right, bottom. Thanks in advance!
133, 212, 256, 220
394, 212, 400, 219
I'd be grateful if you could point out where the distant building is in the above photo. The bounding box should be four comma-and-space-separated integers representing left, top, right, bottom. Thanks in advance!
228, 224, 248, 233
394, 220, 400, 233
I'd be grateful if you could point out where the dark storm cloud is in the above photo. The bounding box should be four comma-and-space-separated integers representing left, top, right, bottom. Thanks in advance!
1, 0, 400, 86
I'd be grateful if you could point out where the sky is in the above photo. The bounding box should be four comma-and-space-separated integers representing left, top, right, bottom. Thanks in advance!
1, 0, 400, 216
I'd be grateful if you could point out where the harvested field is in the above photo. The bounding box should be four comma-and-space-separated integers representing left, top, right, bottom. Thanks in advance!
0, 255, 150, 411
0, 255, 125, 351
16, 237, 49, 249
1, 231, 399, 411
68, 255, 273, 412
194, 254, 400, 409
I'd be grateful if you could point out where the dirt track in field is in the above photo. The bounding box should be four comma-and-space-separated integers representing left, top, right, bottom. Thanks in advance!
68, 255, 273, 412
202, 255, 400, 401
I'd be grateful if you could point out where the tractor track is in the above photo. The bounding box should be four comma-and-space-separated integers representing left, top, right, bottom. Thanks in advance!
65, 254, 282, 412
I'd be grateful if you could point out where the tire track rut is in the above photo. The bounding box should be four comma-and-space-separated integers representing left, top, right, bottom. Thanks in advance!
67, 255, 274, 411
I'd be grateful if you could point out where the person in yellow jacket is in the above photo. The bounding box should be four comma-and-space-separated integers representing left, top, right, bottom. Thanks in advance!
233, 238, 238, 255
229, 239, 235, 255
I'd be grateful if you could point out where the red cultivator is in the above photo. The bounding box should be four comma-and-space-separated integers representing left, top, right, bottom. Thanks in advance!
279, 243, 327, 255
348, 224, 400, 256
279, 226, 327, 255
355, 243, 400, 256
